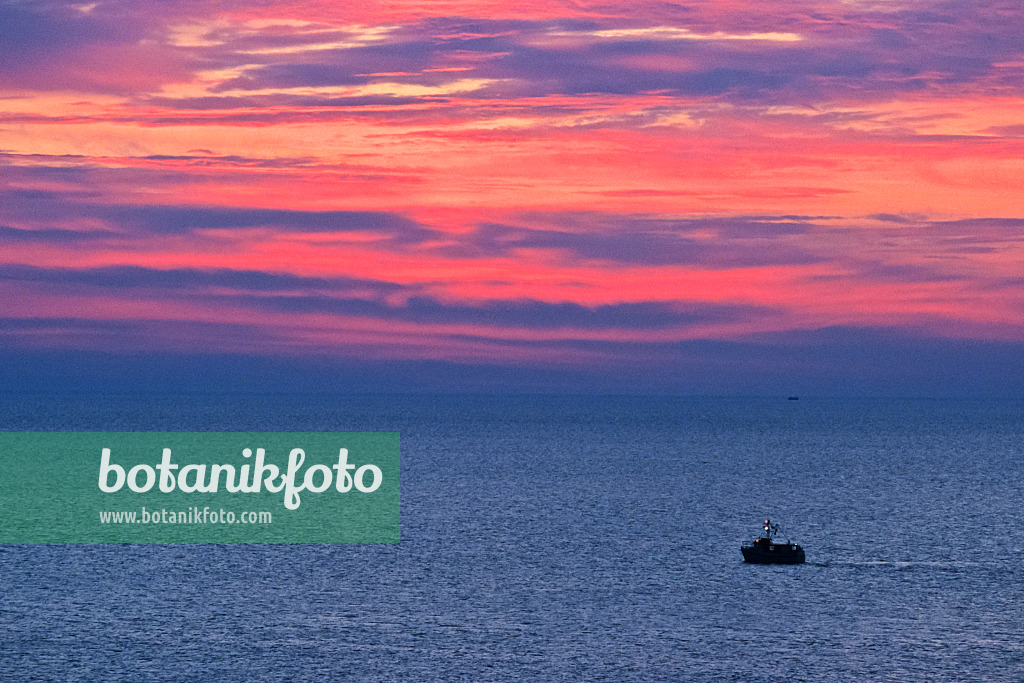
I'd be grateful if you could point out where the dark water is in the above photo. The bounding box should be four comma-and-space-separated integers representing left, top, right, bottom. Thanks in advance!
2, 395, 1023, 681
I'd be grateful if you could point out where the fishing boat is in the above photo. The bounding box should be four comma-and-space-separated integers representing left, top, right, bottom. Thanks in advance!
741, 519, 805, 564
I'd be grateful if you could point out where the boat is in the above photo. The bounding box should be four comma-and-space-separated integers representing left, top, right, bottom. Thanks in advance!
741, 519, 805, 564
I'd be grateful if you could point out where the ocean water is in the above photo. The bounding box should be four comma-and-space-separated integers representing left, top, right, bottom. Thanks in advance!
1, 394, 1022, 682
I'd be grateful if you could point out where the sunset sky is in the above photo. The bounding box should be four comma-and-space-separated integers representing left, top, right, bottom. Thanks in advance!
2, 0, 1023, 395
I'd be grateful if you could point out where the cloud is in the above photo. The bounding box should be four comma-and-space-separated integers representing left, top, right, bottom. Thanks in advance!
0, 186, 436, 242
0, 264, 407, 296
566, 27, 803, 42
0, 225, 115, 243
130, 5, 1024, 109
97, 205, 433, 238
439, 216, 821, 266
231, 293, 765, 330
3, 1, 1024, 109
0, 1, 189, 93
3, 326, 1023, 397
0, 2, 138, 59
3, 2, 1024, 398
0, 263, 767, 331
0, 316, 283, 355
208, 41, 440, 91
808, 261, 968, 284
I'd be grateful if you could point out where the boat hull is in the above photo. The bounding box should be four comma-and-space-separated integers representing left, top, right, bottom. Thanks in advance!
741, 544, 805, 564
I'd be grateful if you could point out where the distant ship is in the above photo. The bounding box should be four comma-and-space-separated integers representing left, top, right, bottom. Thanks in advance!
787, 396, 799, 400
741, 519, 805, 564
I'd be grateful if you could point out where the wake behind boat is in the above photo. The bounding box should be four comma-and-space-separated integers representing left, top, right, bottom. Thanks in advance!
741, 519, 805, 564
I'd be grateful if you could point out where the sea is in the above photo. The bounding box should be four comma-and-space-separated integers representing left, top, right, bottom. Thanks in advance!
1, 394, 1022, 682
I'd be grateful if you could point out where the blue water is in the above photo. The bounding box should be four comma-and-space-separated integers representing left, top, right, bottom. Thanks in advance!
2, 395, 1023, 681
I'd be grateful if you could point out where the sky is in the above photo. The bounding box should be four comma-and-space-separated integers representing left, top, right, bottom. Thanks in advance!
1, 0, 1023, 395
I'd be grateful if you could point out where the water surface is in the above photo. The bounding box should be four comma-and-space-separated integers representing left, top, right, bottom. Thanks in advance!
1, 395, 1022, 681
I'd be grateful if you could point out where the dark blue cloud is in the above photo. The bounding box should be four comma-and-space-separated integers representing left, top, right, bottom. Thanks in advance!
471, 41, 796, 99
2, 326, 1023, 397
210, 41, 440, 92
0, 264, 407, 295
0, 316, 282, 357
439, 218, 820, 267
0, 185, 436, 242
0, 315, 261, 337
0, 1, 185, 93
97, 205, 432, 239
808, 261, 967, 284
7, 2, 1024, 104
0, 263, 767, 330
147, 5, 1024, 108
233, 293, 763, 330
868, 213, 916, 224
926, 217, 1024, 231
0, 2, 140, 61
0, 225, 114, 243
